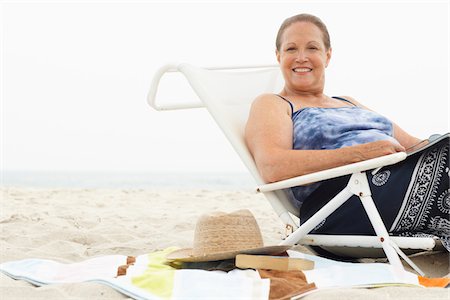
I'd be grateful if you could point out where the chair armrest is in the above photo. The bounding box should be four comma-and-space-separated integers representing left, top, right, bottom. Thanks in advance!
257, 152, 407, 193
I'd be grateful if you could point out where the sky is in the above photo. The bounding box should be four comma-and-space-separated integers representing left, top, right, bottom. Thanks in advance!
1, 1, 449, 173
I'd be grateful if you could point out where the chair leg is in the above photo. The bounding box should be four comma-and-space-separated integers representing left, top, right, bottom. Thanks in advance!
389, 241, 425, 276
348, 172, 405, 272
280, 186, 354, 245
282, 171, 425, 275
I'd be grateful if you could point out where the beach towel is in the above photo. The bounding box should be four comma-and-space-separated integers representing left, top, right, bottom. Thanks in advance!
0, 247, 270, 300
0, 248, 447, 300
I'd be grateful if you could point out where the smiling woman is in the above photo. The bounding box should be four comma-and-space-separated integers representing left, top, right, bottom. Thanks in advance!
245, 13, 450, 252
276, 15, 331, 96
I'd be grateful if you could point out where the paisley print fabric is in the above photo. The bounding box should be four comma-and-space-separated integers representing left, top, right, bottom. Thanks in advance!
390, 142, 450, 250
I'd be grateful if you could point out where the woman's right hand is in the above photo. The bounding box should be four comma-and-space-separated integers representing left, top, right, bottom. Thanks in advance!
352, 140, 406, 162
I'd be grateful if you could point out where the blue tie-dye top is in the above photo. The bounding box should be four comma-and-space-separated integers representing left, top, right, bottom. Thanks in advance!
278, 95, 397, 207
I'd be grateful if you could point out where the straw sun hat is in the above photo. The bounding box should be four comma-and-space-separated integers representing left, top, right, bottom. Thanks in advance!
166, 209, 291, 262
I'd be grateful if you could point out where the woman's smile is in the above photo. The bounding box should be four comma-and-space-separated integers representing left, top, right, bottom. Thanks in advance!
292, 67, 312, 74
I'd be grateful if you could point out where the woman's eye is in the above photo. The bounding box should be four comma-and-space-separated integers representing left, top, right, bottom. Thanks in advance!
286, 47, 296, 51
308, 47, 318, 50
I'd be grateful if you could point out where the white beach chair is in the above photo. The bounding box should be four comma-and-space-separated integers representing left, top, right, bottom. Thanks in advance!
147, 63, 438, 275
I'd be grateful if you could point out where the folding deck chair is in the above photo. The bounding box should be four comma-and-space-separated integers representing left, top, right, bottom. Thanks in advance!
147, 63, 439, 276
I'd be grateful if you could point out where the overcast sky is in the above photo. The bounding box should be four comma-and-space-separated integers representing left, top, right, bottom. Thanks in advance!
1, 1, 449, 173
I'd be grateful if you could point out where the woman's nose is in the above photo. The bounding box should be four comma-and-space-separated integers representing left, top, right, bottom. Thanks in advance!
295, 51, 308, 62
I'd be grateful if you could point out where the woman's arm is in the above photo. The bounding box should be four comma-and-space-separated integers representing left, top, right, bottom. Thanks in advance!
245, 94, 405, 183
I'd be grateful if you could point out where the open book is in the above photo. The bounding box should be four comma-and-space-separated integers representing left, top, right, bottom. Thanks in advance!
406, 133, 449, 157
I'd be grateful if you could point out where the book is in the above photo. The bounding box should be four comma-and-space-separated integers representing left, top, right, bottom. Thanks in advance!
235, 254, 314, 271
406, 133, 449, 157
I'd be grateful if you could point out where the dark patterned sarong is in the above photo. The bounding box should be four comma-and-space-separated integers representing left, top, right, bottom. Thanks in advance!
300, 137, 450, 251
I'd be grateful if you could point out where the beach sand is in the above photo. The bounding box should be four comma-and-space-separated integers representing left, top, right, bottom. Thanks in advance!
0, 187, 448, 299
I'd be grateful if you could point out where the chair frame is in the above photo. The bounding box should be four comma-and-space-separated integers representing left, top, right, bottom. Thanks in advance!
147, 63, 437, 276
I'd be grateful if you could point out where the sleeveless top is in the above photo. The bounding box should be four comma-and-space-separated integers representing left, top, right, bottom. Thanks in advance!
276, 94, 398, 207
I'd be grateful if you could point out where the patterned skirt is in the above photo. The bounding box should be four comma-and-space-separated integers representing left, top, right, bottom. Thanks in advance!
299, 137, 450, 251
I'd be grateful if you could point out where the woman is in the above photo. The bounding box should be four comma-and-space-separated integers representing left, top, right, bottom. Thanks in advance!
245, 13, 449, 251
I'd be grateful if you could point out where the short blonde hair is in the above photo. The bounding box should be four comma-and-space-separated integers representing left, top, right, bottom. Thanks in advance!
276, 13, 331, 51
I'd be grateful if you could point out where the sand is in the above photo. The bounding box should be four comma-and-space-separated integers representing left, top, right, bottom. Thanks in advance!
0, 187, 448, 299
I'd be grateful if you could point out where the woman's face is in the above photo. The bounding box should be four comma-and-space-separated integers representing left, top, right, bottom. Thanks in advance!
276, 21, 331, 94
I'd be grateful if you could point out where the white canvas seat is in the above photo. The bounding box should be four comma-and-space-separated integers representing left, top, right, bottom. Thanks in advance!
147, 63, 438, 275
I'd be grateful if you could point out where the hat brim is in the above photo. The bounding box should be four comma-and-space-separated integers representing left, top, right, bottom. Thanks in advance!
166, 245, 291, 262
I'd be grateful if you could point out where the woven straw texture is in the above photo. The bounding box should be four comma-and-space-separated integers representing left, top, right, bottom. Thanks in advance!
166, 209, 290, 262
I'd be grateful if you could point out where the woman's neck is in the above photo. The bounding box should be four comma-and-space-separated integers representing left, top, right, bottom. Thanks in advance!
280, 86, 328, 103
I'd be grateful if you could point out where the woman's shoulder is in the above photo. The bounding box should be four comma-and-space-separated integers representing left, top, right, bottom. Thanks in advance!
252, 93, 286, 107
254, 93, 281, 101
334, 95, 365, 108
250, 93, 292, 114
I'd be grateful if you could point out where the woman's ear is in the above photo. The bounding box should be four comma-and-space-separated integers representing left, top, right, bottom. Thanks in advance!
325, 47, 332, 67
276, 49, 280, 63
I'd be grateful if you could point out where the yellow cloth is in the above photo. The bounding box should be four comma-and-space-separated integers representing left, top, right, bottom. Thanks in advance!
131, 247, 180, 299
